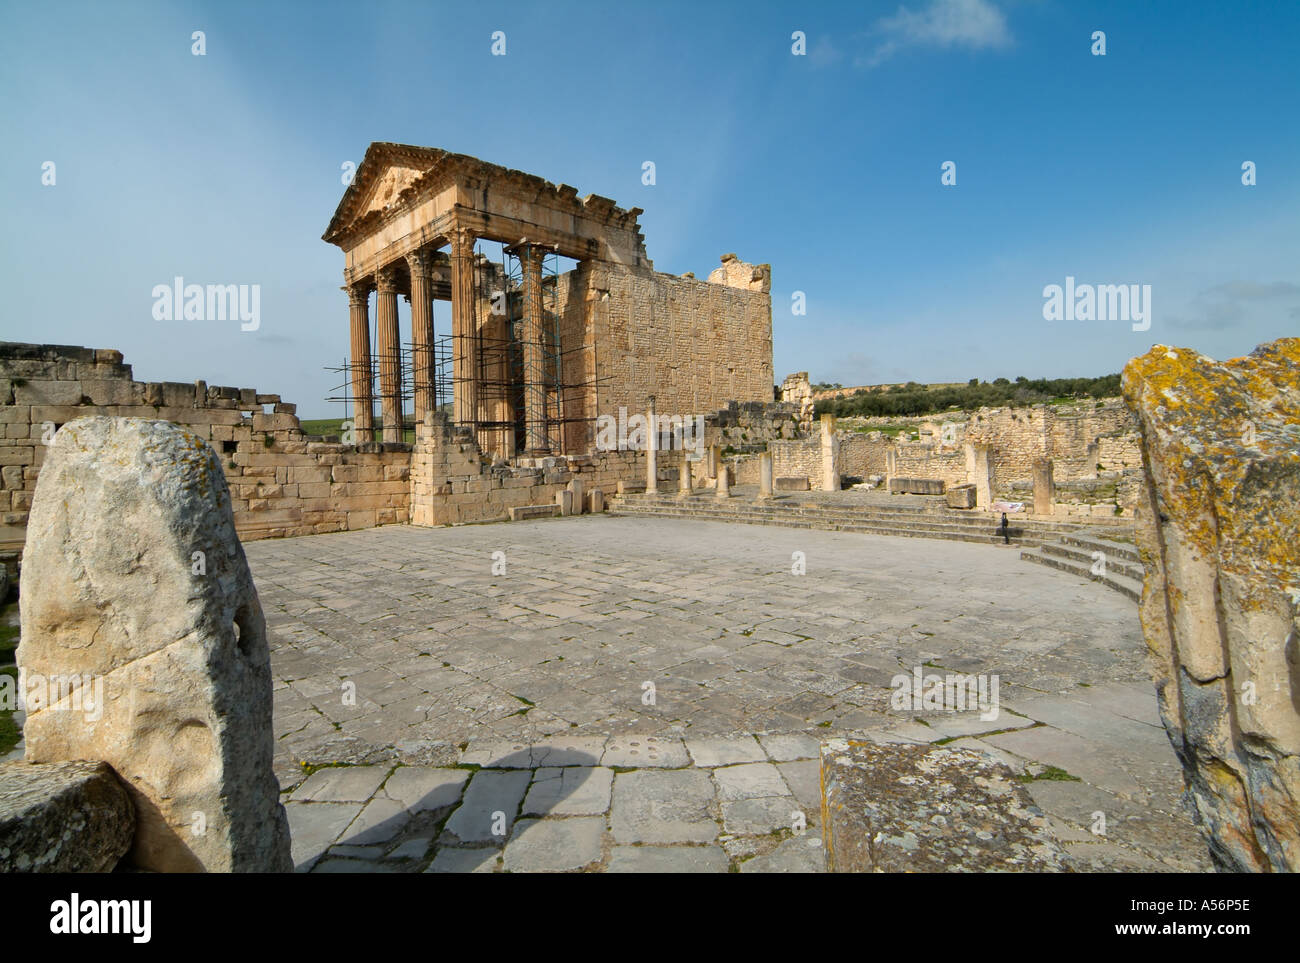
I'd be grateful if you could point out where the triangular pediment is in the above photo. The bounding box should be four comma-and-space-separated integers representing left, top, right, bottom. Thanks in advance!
323, 143, 449, 245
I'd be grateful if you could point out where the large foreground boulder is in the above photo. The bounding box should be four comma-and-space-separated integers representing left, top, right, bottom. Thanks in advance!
0, 760, 134, 872
1123, 338, 1300, 872
820, 739, 1066, 872
19, 418, 292, 872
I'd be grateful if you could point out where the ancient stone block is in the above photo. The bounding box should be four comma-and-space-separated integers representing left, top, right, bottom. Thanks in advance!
888, 477, 945, 496
945, 483, 977, 509
1122, 338, 1300, 872
0, 760, 134, 872
19, 417, 292, 872
820, 739, 1065, 872
774, 475, 809, 491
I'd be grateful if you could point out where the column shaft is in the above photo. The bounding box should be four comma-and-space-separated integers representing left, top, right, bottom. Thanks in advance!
449, 228, 479, 431
347, 283, 375, 443
405, 250, 435, 423
375, 266, 403, 443
522, 246, 549, 453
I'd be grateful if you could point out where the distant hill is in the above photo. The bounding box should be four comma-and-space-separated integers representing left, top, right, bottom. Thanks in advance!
815, 374, 1123, 418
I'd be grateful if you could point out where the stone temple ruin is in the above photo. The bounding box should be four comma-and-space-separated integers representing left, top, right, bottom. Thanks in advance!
0, 144, 1296, 876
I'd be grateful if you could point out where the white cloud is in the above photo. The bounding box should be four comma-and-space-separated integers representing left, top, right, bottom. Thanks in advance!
859, 0, 1013, 67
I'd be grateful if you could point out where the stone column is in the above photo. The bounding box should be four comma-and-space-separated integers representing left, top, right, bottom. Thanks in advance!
820, 413, 840, 491
645, 397, 658, 494
521, 245, 549, 453
678, 451, 693, 498
707, 445, 718, 486
1032, 457, 1055, 516
449, 227, 479, 431
405, 248, 435, 424
967, 443, 993, 509
758, 451, 773, 498
716, 454, 730, 498
346, 282, 375, 443
375, 265, 403, 443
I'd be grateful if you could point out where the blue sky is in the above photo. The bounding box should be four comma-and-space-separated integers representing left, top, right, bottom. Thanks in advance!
2, 0, 1296, 416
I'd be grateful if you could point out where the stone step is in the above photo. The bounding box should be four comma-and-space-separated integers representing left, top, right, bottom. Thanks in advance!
1060, 533, 1141, 564
621, 496, 1084, 529
620, 494, 1105, 536
507, 504, 560, 522
612, 504, 1050, 546
615, 501, 1082, 537
1040, 541, 1145, 581
1019, 547, 1143, 602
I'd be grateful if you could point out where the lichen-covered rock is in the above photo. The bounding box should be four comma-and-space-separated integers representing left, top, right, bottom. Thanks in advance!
18, 418, 292, 872
820, 739, 1066, 872
1122, 338, 1300, 872
0, 760, 134, 872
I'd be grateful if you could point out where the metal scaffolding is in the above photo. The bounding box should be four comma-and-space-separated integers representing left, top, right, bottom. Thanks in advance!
326, 242, 600, 454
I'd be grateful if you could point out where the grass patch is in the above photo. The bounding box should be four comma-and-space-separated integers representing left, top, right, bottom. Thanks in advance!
1018, 765, 1081, 783
0, 665, 19, 756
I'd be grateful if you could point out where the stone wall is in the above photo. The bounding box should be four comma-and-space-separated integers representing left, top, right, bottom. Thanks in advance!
585, 255, 773, 446
829, 400, 1141, 511
769, 438, 824, 489
0, 342, 410, 566
410, 412, 684, 526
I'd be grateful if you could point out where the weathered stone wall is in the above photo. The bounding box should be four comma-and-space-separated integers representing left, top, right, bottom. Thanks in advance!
0, 343, 410, 564
769, 438, 823, 489
779, 371, 815, 430
1123, 338, 1300, 872
410, 412, 678, 526
586, 255, 773, 441
831, 400, 1140, 510
966, 400, 1136, 489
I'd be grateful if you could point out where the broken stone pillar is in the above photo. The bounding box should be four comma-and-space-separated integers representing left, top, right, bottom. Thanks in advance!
1032, 458, 1054, 516
555, 488, 574, 516
967, 443, 992, 509
678, 453, 693, 497
707, 445, 719, 486
716, 458, 730, 498
18, 417, 293, 872
587, 489, 604, 513
1122, 338, 1300, 872
645, 400, 658, 494
820, 414, 840, 491
566, 478, 584, 515
758, 451, 774, 499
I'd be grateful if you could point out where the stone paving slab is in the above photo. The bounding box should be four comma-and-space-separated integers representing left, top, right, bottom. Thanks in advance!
523, 766, 613, 817
610, 769, 717, 844
503, 817, 606, 872
441, 770, 531, 845
713, 762, 792, 801
606, 845, 731, 873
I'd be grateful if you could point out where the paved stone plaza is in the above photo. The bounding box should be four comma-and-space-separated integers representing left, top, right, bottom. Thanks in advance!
247, 515, 1212, 873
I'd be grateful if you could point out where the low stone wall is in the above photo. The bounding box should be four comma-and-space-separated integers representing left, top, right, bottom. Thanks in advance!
0, 342, 410, 565
410, 413, 682, 526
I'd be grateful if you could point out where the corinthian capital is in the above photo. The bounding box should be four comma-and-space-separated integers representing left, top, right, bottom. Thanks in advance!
375, 264, 400, 293
405, 247, 434, 280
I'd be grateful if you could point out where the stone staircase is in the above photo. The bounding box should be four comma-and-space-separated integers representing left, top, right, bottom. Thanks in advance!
1019, 533, 1144, 601
609, 490, 1101, 548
